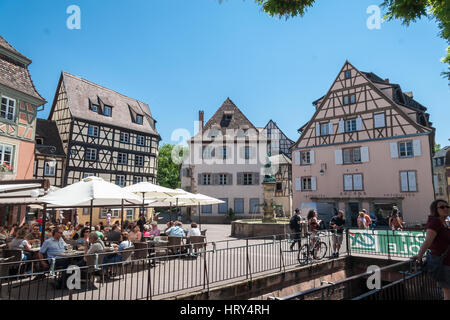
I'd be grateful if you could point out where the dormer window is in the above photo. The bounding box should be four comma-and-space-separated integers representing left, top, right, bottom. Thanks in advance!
136, 115, 143, 125
104, 105, 112, 117
91, 104, 99, 113
345, 71, 351, 79
225, 114, 232, 121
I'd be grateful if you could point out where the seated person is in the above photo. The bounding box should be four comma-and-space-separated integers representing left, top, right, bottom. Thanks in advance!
80, 232, 105, 265
25, 225, 42, 247
103, 232, 134, 264
38, 227, 71, 288
165, 221, 185, 237
128, 225, 142, 242
76, 227, 90, 249
94, 225, 104, 240
187, 222, 201, 237
106, 225, 121, 242
142, 225, 152, 238
9, 227, 32, 261
150, 221, 160, 236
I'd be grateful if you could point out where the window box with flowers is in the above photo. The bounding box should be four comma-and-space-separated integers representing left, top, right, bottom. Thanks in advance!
0, 163, 13, 180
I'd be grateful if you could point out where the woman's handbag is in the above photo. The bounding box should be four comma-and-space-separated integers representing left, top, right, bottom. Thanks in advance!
423, 245, 450, 282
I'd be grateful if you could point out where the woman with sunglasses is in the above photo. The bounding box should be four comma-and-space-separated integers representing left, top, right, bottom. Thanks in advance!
415, 199, 450, 300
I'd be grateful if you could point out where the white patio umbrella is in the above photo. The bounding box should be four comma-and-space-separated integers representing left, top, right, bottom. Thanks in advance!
164, 190, 224, 230
40, 177, 143, 229
123, 182, 186, 221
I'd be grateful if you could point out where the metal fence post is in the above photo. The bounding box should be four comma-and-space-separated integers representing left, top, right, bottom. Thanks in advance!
346, 229, 351, 257
387, 231, 391, 260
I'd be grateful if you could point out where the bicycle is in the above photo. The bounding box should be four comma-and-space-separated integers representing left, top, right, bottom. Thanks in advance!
297, 231, 328, 265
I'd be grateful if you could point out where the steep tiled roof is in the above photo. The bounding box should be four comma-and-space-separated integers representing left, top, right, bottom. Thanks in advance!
61, 72, 159, 136
203, 97, 257, 133
0, 35, 45, 102
35, 119, 66, 157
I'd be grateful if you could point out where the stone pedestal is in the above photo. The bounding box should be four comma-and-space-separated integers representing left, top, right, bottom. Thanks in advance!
262, 180, 277, 223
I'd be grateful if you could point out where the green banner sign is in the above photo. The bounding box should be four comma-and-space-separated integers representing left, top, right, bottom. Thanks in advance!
348, 229, 425, 257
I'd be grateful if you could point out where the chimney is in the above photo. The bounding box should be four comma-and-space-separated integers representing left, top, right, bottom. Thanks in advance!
199, 110, 204, 131
384, 78, 390, 84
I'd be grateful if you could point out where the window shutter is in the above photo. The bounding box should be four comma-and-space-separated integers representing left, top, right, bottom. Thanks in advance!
328, 122, 333, 135
356, 117, 363, 131
374, 113, 385, 128
310, 150, 315, 164
390, 143, 399, 158
433, 175, 439, 190
295, 152, 300, 165
344, 175, 353, 191
338, 120, 344, 133
335, 149, 343, 165
360, 147, 370, 163
253, 173, 260, 185
353, 174, 363, 190
400, 172, 409, 192
237, 172, 244, 185
311, 177, 317, 191
408, 172, 417, 191
213, 174, 219, 185
228, 173, 233, 185
295, 178, 302, 191
239, 147, 245, 159
198, 174, 203, 185
250, 146, 256, 159
316, 124, 320, 137
413, 140, 422, 157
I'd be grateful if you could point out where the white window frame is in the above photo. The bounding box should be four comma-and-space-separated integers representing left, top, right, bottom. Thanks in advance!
137, 135, 145, 146
300, 151, 311, 165
0, 96, 16, 121
320, 123, 329, 136
118, 153, 128, 165
104, 105, 112, 117
243, 173, 253, 186
85, 148, 97, 161
120, 132, 130, 143
133, 176, 143, 184
345, 119, 357, 132
0, 144, 13, 168
203, 174, 211, 185
44, 162, 56, 177
219, 174, 228, 185
116, 175, 126, 187
88, 125, 99, 137
135, 155, 144, 167
398, 141, 413, 158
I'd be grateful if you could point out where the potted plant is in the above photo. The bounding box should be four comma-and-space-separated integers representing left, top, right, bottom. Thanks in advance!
0, 162, 12, 173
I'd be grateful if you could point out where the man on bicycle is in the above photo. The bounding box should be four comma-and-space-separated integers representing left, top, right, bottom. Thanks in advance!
330, 210, 345, 258
307, 210, 321, 252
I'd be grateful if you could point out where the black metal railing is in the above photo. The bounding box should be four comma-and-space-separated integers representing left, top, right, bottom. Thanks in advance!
0, 229, 435, 300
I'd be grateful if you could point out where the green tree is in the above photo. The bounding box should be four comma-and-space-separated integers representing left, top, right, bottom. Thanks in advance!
255, 0, 450, 80
156, 144, 186, 189
434, 143, 441, 152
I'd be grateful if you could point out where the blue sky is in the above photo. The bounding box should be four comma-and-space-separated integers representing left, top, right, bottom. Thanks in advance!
1, 0, 449, 147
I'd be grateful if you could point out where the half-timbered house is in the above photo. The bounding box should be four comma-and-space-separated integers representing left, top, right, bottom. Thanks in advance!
48, 72, 160, 225
181, 98, 293, 222
291, 61, 435, 227
33, 119, 66, 187
0, 35, 46, 227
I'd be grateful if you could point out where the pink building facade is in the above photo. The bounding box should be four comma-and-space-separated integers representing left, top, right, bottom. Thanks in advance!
291, 62, 435, 227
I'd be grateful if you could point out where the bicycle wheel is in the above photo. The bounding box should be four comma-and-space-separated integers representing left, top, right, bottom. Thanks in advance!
297, 244, 309, 265
313, 241, 327, 260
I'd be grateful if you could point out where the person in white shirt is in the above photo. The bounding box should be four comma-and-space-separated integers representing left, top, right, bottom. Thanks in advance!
187, 222, 201, 237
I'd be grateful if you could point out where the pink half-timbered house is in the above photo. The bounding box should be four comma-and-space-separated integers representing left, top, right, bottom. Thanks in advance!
291, 61, 435, 227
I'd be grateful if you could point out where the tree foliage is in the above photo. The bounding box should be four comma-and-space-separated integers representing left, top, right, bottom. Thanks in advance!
255, 0, 450, 80
157, 144, 182, 189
